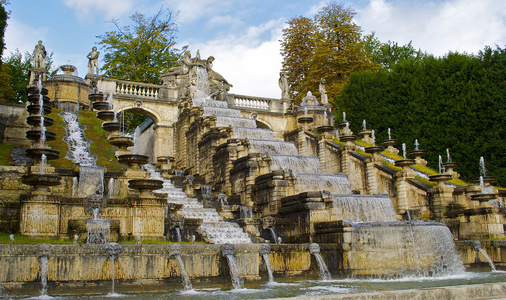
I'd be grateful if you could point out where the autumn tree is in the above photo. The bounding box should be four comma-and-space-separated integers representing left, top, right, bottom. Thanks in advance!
280, 2, 378, 104
97, 8, 184, 84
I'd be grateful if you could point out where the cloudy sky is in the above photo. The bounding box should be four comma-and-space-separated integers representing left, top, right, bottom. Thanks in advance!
4, 0, 506, 98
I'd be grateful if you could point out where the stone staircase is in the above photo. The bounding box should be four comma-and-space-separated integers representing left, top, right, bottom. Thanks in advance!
144, 164, 252, 244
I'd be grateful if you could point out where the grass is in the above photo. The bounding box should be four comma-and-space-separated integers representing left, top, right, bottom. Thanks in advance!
0, 233, 74, 244
415, 176, 438, 187
381, 149, 404, 161
411, 164, 439, 176
0, 143, 13, 165
332, 137, 346, 146
0, 233, 206, 245
79, 111, 121, 171
356, 139, 372, 147
382, 161, 402, 172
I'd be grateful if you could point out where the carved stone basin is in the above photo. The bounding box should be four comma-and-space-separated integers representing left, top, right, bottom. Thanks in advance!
408, 150, 427, 158
26, 86, 48, 95
102, 122, 120, 133
475, 176, 497, 184
128, 179, 163, 196
365, 146, 384, 154
429, 174, 452, 183
88, 93, 105, 102
25, 148, 60, 161
382, 139, 398, 147
26, 130, 56, 142
470, 193, 497, 202
395, 159, 415, 168
26, 116, 54, 127
27, 104, 51, 115
22, 174, 61, 194
358, 129, 372, 137
297, 116, 313, 124
339, 135, 357, 143
118, 154, 149, 169
97, 111, 116, 122
93, 101, 111, 111
27, 94, 50, 104
108, 135, 134, 150
316, 125, 334, 133
442, 162, 459, 170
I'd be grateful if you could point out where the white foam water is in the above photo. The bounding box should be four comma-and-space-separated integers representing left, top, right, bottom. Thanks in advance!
331, 194, 397, 223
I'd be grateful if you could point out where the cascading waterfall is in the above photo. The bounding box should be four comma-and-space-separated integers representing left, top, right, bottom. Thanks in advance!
268, 155, 322, 173
268, 227, 278, 244
293, 173, 352, 194
38, 254, 49, 296
72, 177, 78, 197
61, 111, 96, 166
192, 98, 228, 108
331, 194, 397, 223
40, 154, 47, 174
105, 243, 123, 295
260, 244, 275, 284
195, 67, 211, 98
231, 127, 274, 139
175, 227, 182, 242
349, 222, 466, 277
203, 107, 241, 117
37, 77, 46, 148
247, 140, 298, 156
216, 117, 257, 128
478, 248, 497, 271
78, 166, 104, 197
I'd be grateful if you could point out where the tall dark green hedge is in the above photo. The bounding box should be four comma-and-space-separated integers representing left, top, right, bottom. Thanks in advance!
337, 46, 506, 186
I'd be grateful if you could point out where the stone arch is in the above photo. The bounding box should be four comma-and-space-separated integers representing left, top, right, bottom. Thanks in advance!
116, 106, 160, 125
255, 119, 271, 130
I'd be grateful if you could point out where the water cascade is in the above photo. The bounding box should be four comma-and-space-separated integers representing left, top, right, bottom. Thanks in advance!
268, 227, 279, 244
61, 110, 97, 166
260, 244, 275, 283
473, 241, 497, 271
331, 194, 397, 223
37, 243, 51, 297
231, 127, 273, 140
72, 177, 78, 197
216, 117, 257, 128
37, 78, 46, 148
195, 67, 211, 98
78, 166, 104, 197
84, 194, 110, 244
268, 155, 322, 173
293, 173, 352, 194
309, 243, 332, 281
221, 244, 244, 289
105, 243, 123, 295
247, 140, 298, 156
144, 164, 251, 244
169, 243, 193, 290
348, 222, 466, 277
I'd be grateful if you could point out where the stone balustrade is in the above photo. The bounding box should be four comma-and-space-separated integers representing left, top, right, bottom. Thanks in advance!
99, 78, 162, 100
228, 94, 290, 113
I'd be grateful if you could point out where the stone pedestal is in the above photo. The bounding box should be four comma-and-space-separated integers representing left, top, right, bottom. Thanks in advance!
394, 159, 416, 215
429, 174, 453, 220
130, 197, 166, 238
19, 194, 61, 237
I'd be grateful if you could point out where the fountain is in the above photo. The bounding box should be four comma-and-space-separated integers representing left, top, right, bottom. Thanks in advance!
105, 242, 123, 295
168, 243, 193, 290
37, 243, 51, 297
84, 193, 110, 244
259, 243, 275, 283
221, 244, 244, 289
309, 243, 331, 280
471, 157, 497, 202
473, 241, 497, 271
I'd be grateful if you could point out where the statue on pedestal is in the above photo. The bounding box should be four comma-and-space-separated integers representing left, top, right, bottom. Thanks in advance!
32, 40, 47, 68
87, 46, 100, 75
279, 72, 289, 99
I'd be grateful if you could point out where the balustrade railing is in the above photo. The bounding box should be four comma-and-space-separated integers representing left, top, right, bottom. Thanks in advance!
115, 81, 160, 99
230, 94, 274, 110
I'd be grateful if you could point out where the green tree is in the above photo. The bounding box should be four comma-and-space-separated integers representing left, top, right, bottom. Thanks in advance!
0, 2, 8, 64
98, 8, 184, 84
280, 2, 378, 104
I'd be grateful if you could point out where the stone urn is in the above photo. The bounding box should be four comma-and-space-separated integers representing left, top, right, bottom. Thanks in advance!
128, 179, 163, 197
365, 146, 383, 155
25, 148, 60, 162
97, 111, 116, 122
429, 174, 452, 184
93, 101, 111, 111
394, 159, 416, 168
109, 135, 134, 150
22, 173, 61, 194
316, 125, 334, 134
118, 154, 149, 170
102, 122, 121, 134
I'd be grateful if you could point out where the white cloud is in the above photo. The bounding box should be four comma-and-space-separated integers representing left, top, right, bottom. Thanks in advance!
4, 18, 48, 55
188, 19, 285, 98
356, 0, 506, 56
163, 0, 233, 24
62, 0, 135, 21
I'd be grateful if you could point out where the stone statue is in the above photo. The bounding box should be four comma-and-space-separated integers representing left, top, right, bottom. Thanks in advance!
207, 56, 232, 100
87, 46, 100, 75
279, 72, 289, 99
319, 78, 328, 104
32, 40, 47, 68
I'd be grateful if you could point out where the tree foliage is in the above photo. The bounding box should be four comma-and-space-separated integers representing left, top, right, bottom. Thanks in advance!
97, 8, 184, 84
337, 46, 506, 186
280, 2, 378, 104
1, 50, 54, 103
